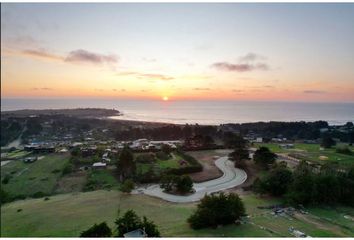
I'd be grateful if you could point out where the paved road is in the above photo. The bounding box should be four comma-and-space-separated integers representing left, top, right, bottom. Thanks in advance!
133, 156, 247, 203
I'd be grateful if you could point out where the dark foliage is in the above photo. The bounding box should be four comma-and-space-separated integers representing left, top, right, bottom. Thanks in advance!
188, 192, 245, 229
115, 210, 160, 237
253, 147, 277, 169
80, 222, 112, 237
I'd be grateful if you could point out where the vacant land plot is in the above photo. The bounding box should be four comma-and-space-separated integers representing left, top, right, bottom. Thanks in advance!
254, 143, 354, 166
83, 169, 120, 191
2, 190, 352, 237
55, 171, 88, 194
136, 152, 185, 174
187, 149, 231, 182
1, 154, 70, 197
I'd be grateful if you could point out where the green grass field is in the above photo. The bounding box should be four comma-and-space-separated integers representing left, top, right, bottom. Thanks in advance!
136, 152, 184, 174
84, 169, 121, 191
1, 154, 70, 197
1, 190, 353, 237
254, 143, 354, 166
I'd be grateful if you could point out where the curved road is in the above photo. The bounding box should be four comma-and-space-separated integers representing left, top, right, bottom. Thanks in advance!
133, 156, 247, 203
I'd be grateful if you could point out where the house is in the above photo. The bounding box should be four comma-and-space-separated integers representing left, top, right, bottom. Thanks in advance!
81, 146, 97, 157
92, 162, 107, 169
59, 148, 69, 153
255, 137, 263, 143
123, 229, 147, 238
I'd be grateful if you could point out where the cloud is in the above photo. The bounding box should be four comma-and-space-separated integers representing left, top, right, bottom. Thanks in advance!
115, 71, 173, 81
211, 52, 270, 72
232, 89, 244, 92
303, 90, 327, 94
65, 49, 118, 64
239, 52, 266, 62
193, 88, 211, 91
211, 62, 254, 72
22, 49, 63, 61
32, 87, 53, 91
138, 73, 174, 81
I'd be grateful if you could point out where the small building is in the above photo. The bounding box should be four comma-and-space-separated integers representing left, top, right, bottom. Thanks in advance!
255, 137, 263, 143
23, 157, 37, 163
59, 148, 68, 153
92, 162, 107, 169
123, 229, 147, 238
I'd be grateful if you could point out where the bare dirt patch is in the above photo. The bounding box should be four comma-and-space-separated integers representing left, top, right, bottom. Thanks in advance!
187, 149, 232, 182
55, 171, 88, 193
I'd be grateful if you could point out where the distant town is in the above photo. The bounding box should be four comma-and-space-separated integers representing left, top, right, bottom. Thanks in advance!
1, 108, 354, 237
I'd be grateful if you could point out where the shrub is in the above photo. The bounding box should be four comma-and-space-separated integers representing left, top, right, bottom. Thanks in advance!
32, 191, 47, 198
336, 146, 352, 155
188, 193, 245, 229
80, 222, 112, 237
62, 162, 74, 175
2, 175, 11, 184
155, 151, 170, 160
120, 179, 135, 193
136, 153, 156, 163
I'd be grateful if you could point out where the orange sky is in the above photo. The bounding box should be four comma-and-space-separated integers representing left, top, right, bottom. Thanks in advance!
2, 3, 354, 102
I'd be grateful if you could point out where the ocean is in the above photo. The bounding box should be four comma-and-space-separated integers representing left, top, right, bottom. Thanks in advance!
1, 98, 354, 125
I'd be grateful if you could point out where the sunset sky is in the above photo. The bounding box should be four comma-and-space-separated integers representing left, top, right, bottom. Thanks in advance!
1, 3, 354, 102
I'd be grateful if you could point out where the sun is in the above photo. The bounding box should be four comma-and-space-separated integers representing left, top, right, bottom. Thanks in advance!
162, 96, 169, 101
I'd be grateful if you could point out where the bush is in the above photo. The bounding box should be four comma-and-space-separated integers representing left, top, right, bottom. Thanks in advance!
155, 151, 170, 160
160, 174, 193, 194
336, 146, 352, 155
0, 188, 11, 205
253, 147, 277, 169
80, 222, 112, 237
188, 193, 245, 229
120, 179, 135, 193
32, 191, 47, 198
136, 153, 156, 163
2, 175, 11, 184
62, 162, 74, 175
176, 175, 193, 193
253, 164, 293, 196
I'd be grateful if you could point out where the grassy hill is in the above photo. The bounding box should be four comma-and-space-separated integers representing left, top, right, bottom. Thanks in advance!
1, 190, 353, 237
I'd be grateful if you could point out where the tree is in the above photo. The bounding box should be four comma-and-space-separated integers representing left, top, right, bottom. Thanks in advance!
115, 210, 142, 237
116, 147, 136, 180
286, 161, 317, 205
71, 147, 80, 157
176, 175, 193, 193
188, 192, 245, 229
253, 147, 277, 169
160, 174, 178, 192
229, 147, 249, 168
253, 163, 293, 196
120, 179, 135, 193
161, 144, 172, 156
224, 132, 247, 149
80, 222, 112, 237
321, 136, 336, 148
141, 216, 160, 237
115, 210, 160, 237
160, 175, 193, 194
